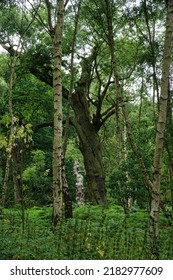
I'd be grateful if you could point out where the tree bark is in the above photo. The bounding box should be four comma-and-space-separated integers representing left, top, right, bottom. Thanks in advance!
62, 0, 82, 219
71, 94, 108, 206
1, 56, 17, 208
52, 0, 64, 227
12, 141, 23, 205
150, 0, 173, 258
70, 47, 108, 207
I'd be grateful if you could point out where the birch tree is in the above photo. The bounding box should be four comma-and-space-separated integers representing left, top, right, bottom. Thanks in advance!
43, 0, 65, 226
104, 0, 173, 258
0, 3, 37, 207
1, 56, 18, 207
150, 0, 173, 258
51, 0, 64, 227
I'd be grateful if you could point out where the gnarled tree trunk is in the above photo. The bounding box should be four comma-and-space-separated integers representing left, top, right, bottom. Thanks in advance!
70, 47, 108, 207
72, 92, 107, 206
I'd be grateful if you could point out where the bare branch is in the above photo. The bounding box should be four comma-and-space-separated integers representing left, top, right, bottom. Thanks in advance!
101, 106, 116, 125
45, 0, 54, 34
27, 0, 50, 34
65, 0, 70, 8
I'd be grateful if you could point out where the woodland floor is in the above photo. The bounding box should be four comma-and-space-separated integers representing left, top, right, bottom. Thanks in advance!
0, 205, 173, 260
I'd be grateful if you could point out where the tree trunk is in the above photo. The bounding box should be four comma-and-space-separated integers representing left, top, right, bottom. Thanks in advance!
70, 47, 108, 207
1, 57, 17, 208
52, 0, 64, 227
62, 1, 82, 219
150, 0, 173, 258
71, 102, 107, 206
12, 140, 23, 205
105, 0, 129, 213
62, 158, 73, 218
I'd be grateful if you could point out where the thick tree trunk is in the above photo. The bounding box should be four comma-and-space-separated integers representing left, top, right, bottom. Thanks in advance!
70, 47, 108, 207
150, 0, 173, 258
52, 0, 64, 227
80, 130, 107, 206
71, 93, 107, 206
78, 125, 107, 206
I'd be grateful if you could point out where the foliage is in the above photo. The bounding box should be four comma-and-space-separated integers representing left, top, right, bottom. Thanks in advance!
0, 0, 173, 259
0, 205, 172, 260
22, 150, 52, 207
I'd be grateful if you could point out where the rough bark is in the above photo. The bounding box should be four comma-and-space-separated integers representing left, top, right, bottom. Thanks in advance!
70, 49, 108, 206
71, 93, 108, 206
150, 0, 173, 258
52, 0, 64, 227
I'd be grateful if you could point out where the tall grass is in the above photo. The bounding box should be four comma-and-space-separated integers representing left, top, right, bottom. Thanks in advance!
0, 205, 172, 260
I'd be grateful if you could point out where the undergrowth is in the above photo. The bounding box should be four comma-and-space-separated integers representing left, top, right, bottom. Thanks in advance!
0, 205, 172, 260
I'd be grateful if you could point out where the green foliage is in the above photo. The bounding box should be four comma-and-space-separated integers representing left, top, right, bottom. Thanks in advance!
0, 205, 172, 260
22, 150, 46, 183
0, 76, 8, 99
0, 5, 22, 39
22, 150, 51, 207
0, 0, 173, 261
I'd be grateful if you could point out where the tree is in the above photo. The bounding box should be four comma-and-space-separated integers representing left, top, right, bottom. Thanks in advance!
150, 0, 173, 258
103, 0, 173, 258
0, 1, 36, 207
51, 0, 64, 227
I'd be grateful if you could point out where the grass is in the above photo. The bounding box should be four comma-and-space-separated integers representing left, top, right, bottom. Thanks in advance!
0, 205, 173, 260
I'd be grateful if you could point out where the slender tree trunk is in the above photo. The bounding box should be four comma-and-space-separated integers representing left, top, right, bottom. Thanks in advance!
105, 0, 121, 163
52, 0, 64, 227
62, 161, 73, 219
169, 164, 173, 211
123, 121, 131, 212
105, 0, 130, 213
1, 57, 17, 207
1, 153, 11, 208
104, 0, 173, 230
12, 140, 23, 205
62, 0, 82, 219
63, 0, 82, 155
150, 0, 173, 258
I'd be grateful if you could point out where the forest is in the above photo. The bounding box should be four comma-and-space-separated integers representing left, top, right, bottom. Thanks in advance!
0, 0, 173, 260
